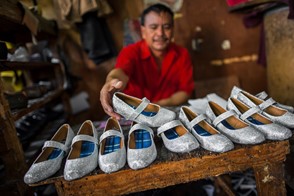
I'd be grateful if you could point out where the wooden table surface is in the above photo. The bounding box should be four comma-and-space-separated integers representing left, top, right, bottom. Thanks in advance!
30, 131, 290, 196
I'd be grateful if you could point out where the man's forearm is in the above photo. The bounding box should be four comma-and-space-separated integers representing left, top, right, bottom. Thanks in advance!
156, 91, 191, 106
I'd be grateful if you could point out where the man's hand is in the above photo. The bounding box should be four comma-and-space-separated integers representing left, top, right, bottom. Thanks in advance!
100, 79, 124, 119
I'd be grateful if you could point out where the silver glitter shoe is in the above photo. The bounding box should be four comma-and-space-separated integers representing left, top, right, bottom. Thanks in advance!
24, 124, 75, 184
112, 92, 176, 127
127, 123, 157, 170
64, 120, 98, 181
157, 120, 199, 153
179, 106, 234, 153
256, 91, 294, 113
227, 97, 292, 140
206, 101, 265, 144
231, 86, 294, 128
99, 117, 126, 173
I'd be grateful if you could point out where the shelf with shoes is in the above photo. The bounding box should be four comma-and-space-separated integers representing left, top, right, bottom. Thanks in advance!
0, 59, 71, 195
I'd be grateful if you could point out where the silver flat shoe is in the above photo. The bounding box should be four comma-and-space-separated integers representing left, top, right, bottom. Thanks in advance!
24, 124, 75, 184
231, 86, 294, 128
227, 97, 292, 140
112, 92, 176, 127
256, 91, 294, 113
64, 120, 98, 181
99, 117, 126, 173
179, 106, 234, 153
157, 120, 199, 153
127, 123, 157, 170
206, 101, 265, 144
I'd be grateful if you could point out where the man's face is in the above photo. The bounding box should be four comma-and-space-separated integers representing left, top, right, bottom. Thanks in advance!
141, 11, 173, 52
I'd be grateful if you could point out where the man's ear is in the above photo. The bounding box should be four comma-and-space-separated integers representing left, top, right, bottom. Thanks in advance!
141, 26, 146, 39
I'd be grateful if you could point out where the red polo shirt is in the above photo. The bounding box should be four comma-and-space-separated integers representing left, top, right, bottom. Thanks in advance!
115, 40, 194, 102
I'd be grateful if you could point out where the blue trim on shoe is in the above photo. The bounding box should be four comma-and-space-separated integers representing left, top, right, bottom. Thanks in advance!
164, 128, 179, 139
48, 149, 63, 160
103, 136, 121, 155
129, 104, 157, 117
221, 120, 235, 130
247, 116, 264, 125
80, 141, 95, 158
193, 125, 212, 136
134, 129, 151, 149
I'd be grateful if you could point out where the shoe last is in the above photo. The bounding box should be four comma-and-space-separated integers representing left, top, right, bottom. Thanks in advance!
231, 86, 294, 128
64, 120, 98, 181
112, 92, 176, 127
24, 124, 75, 184
256, 91, 294, 113
127, 123, 157, 170
205, 101, 265, 145
179, 106, 234, 153
227, 97, 292, 140
99, 117, 126, 173
157, 120, 199, 153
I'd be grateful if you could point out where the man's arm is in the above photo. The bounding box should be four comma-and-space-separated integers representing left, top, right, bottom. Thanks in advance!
100, 68, 129, 119
155, 91, 191, 106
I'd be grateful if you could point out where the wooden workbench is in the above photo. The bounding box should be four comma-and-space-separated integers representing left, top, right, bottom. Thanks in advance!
30, 133, 290, 196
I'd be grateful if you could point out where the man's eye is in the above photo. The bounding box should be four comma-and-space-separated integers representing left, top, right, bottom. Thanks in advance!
149, 25, 157, 29
163, 24, 171, 29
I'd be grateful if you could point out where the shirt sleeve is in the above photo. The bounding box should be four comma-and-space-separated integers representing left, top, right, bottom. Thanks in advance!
178, 49, 195, 96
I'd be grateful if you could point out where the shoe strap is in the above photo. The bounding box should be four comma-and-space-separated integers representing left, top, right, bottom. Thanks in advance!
129, 123, 154, 137
99, 129, 124, 144
256, 91, 268, 100
157, 120, 182, 137
213, 110, 235, 126
189, 114, 207, 129
240, 106, 260, 121
258, 98, 276, 111
127, 97, 150, 121
71, 134, 98, 146
43, 140, 67, 152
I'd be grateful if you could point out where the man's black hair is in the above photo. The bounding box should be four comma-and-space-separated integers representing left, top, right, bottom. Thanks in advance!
140, 3, 174, 26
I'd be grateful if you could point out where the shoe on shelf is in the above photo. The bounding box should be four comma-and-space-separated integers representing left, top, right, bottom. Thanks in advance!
4, 91, 28, 110
99, 117, 126, 173
227, 97, 292, 140
231, 86, 294, 128
64, 120, 98, 181
127, 123, 157, 170
179, 106, 234, 153
256, 91, 294, 113
206, 101, 265, 145
157, 120, 199, 153
112, 92, 176, 127
24, 124, 75, 184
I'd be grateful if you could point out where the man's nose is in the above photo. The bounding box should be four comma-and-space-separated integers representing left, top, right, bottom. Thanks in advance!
156, 26, 164, 36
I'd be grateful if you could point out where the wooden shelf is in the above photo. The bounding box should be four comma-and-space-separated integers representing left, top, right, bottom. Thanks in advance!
12, 88, 64, 121
0, 0, 56, 43
0, 60, 60, 71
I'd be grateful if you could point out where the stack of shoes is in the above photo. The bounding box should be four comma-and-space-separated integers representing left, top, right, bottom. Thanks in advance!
188, 86, 293, 145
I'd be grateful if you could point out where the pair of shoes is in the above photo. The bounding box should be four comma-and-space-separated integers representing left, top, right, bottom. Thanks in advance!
231, 86, 294, 128
179, 106, 234, 153
227, 97, 292, 140
24, 124, 75, 184
99, 118, 157, 172
64, 120, 98, 181
206, 101, 266, 145
157, 120, 199, 153
112, 92, 176, 127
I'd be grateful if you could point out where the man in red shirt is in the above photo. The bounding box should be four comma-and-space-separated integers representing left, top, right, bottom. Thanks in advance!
100, 3, 194, 119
